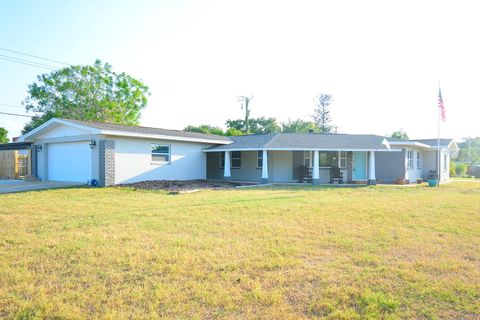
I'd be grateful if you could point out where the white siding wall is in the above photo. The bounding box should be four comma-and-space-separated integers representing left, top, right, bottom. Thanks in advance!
112, 136, 213, 184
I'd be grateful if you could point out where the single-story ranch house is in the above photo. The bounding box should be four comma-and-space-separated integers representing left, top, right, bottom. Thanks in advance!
17, 118, 458, 186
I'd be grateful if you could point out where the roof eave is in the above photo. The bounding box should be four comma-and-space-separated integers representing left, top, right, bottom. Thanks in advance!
101, 130, 232, 144
203, 147, 397, 152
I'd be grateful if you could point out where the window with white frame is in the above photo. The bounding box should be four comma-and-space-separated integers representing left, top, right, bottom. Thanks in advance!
151, 144, 170, 164
339, 151, 347, 168
257, 151, 263, 168
406, 149, 414, 169
416, 151, 421, 169
304, 151, 311, 167
231, 151, 241, 168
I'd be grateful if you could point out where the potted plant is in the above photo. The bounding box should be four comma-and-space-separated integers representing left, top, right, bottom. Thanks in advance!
427, 171, 438, 187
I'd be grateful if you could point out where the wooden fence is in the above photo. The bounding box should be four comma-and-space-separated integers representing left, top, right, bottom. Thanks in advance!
0, 150, 31, 179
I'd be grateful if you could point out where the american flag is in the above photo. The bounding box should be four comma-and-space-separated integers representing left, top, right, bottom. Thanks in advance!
438, 88, 446, 122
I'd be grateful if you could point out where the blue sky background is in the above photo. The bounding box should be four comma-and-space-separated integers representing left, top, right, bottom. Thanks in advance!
1, 0, 479, 140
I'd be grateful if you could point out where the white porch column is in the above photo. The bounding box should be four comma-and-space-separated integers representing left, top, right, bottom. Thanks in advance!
223, 151, 231, 180
261, 150, 268, 184
312, 150, 320, 185
368, 151, 376, 185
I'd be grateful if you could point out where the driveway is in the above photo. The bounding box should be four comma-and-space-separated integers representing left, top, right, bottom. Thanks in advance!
0, 180, 84, 194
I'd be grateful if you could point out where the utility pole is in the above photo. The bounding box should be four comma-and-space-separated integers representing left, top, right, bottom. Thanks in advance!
468, 136, 471, 164
237, 96, 252, 134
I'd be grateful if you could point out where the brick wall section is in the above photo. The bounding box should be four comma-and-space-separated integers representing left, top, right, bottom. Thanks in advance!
99, 140, 115, 187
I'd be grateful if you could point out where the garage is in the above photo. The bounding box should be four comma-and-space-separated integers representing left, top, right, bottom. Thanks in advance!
48, 141, 92, 182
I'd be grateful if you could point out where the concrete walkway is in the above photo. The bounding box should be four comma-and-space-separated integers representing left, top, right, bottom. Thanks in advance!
0, 180, 85, 194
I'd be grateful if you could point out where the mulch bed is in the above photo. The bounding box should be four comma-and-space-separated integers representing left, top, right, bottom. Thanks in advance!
116, 179, 253, 191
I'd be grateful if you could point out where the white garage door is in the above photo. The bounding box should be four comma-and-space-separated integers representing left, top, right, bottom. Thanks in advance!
48, 142, 92, 182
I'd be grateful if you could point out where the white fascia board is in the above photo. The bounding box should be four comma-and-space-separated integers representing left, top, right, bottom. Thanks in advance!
203, 147, 400, 152
388, 141, 432, 149
101, 130, 232, 145
18, 118, 101, 142
18, 118, 57, 142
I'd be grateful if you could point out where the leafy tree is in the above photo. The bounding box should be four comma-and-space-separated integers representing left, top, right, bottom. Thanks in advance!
0, 127, 8, 143
390, 130, 409, 141
450, 161, 456, 177
457, 137, 480, 165
455, 162, 468, 177
281, 119, 318, 133
184, 125, 224, 135
249, 117, 281, 134
226, 117, 281, 134
225, 119, 245, 132
225, 128, 244, 136
22, 60, 150, 134
312, 94, 334, 133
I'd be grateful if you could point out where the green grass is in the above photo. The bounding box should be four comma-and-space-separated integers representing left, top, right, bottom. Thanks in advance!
1, 182, 479, 319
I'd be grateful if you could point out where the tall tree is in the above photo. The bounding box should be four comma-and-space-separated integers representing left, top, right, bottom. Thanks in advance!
281, 119, 318, 133
390, 130, 409, 141
0, 127, 8, 143
312, 94, 334, 133
22, 60, 150, 134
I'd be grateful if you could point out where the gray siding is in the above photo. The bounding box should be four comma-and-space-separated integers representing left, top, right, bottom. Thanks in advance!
375, 149, 405, 183
206, 151, 293, 183
292, 151, 304, 181
206, 151, 262, 182
270, 151, 293, 182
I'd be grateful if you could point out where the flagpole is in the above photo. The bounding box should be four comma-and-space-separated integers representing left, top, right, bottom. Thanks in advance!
437, 99, 441, 186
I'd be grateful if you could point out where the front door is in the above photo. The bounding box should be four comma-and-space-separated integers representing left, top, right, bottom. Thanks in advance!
352, 151, 367, 180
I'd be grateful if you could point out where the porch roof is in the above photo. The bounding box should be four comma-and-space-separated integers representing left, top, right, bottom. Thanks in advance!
204, 133, 392, 152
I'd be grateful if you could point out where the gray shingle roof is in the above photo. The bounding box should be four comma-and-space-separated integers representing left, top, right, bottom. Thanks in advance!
206, 133, 389, 151
61, 119, 232, 142
413, 139, 453, 147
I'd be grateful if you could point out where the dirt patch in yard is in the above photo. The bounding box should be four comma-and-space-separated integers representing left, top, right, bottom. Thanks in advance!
116, 179, 254, 191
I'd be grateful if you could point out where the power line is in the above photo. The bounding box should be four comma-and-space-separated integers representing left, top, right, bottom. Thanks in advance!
0, 47, 71, 66
0, 103, 24, 109
0, 54, 59, 70
0, 55, 57, 70
0, 111, 35, 118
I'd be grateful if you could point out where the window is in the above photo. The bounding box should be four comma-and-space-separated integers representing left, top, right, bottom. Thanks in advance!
416, 152, 421, 169
319, 151, 337, 167
304, 151, 311, 167
339, 151, 347, 168
231, 151, 241, 168
151, 144, 170, 163
406, 149, 414, 169
220, 152, 225, 168
257, 151, 263, 168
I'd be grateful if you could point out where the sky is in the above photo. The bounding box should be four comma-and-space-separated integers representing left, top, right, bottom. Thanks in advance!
1, 0, 479, 141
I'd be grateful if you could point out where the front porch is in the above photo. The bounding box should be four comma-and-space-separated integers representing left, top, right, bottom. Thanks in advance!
206, 150, 378, 185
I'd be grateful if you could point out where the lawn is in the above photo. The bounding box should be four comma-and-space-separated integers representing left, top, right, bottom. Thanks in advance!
1, 182, 479, 319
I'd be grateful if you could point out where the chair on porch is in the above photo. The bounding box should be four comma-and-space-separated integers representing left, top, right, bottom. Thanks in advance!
298, 165, 312, 183
329, 166, 344, 184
